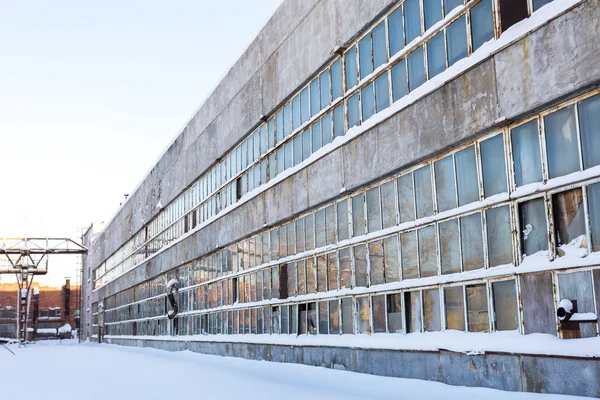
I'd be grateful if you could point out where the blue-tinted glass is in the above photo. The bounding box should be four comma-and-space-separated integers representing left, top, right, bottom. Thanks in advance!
269, 153, 277, 179
414, 165, 433, 218
447, 16, 468, 66
405, 0, 422, 44
361, 83, 375, 122
408, 46, 426, 90
312, 119, 322, 153
283, 103, 291, 137
333, 105, 344, 137
480, 134, 507, 197
302, 129, 311, 161
331, 59, 343, 100
345, 46, 358, 89
545, 106, 580, 179
320, 70, 330, 109
512, 120, 542, 187
260, 125, 267, 154
434, 155, 456, 212
444, 0, 463, 15
276, 110, 283, 143
293, 135, 302, 166
471, 0, 494, 51
241, 140, 247, 168
268, 117, 275, 149
277, 148, 284, 174
322, 113, 332, 146
300, 87, 309, 123
427, 31, 446, 78
375, 73, 390, 112
373, 21, 387, 69
455, 146, 479, 206
579, 94, 600, 169
292, 95, 301, 130
359, 34, 373, 80
424, 0, 443, 30
533, 0, 553, 11
310, 78, 320, 117
284, 142, 292, 169
391, 60, 407, 101
348, 93, 360, 128
388, 7, 405, 56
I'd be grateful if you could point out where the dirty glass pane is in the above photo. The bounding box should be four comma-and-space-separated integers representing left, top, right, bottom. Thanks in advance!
263, 269, 272, 300
310, 78, 320, 118
315, 209, 326, 248
492, 280, 518, 331
444, 0, 463, 15
290, 304, 298, 334
292, 95, 301, 131
308, 303, 317, 334
276, 110, 284, 143
398, 173, 416, 222
444, 286, 465, 331
272, 267, 280, 299
405, 0, 422, 44
456, 146, 479, 206
284, 141, 292, 170
466, 284, 489, 332
348, 93, 360, 129
519, 198, 548, 256
333, 104, 345, 138
339, 247, 352, 289
406, 291, 422, 333
388, 6, 405, 56
317, 255, 327, 293
369, 240, 385, 286
359, 34, 372, 80
391, 59, 408, 101
329, 300, 340, 334
486, 205, 513, 267
461, 213, 484, 271
331, 59, 343, 100
327, 252, 338, 291
326, 205, 336, 245
345, 46, 358, 89
424, 0, 443, 30
423, 289, 441, 331
270, 228, 279, 261
352, 193, 366, 237
380, 180, 397, 229
447, 16, 468, 66
297, 259, 306, 295
401, 231, 419, 279
305, 213, 315, 251
320, 70, 330, 110
287, 262, 297, 298
408, 46, 426, 90
384, 235, 400, 282
319, 302, 329, 334
372, 294, 387, 333
322, 113, 332, 146
419, 225, 438, 277
357, 297, 371, 334
306, 257, 316, 294
558, 271, 595, 337
354, 244, 369, 288
341, 297, 354, 334
579, 94, 600, 169
512, 120, 542, 187
362, 82, 375, 121
367, 187, 382, 233
545, 106, 580, 179
533, 0, 553, 11
373, 21, 387, 68
553, 189, 586, 247
387, 293, 403, 333
283, 103, 292, 138
337, 199, 350, 241
588, 182, 600, 252
470, 0, 494, 51
427, 31, 446, 79
440, 219, 461, 274
312, 119, 322, 153
435, 155, 457, 212
296, 218, 305, 254
415, 165, 434, 218
481, 134, 507, 197
271, 307, 280, 334
375, 73, 390, 112
269, 153, 277, 180
279, 225, 287, 258
293, 135, 302, 166
300, 87, 309, 124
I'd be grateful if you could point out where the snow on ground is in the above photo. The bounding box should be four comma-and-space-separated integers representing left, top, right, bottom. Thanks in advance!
0, 340, 591, 399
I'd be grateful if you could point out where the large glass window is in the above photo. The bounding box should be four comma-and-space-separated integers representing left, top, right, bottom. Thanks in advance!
302, 129, 311, 161
327, 252, 338, 291
387, 293, 403, 333
375, 73, 390, 112
345, 46, 358, 89
545, 106, 580, 178
354, 244, 369, 288
352, 194, 366, 237
406, 291, 422, 333
579, 94, 600, 169
329, 300, 340, 334
414, 165, 433, 218
315, 209, 326, 248
471, 0, 494, 51
455, 146, 478, 206
381, 180, 397, 229
359, 34, 372, 80
320, 70, 330, 110
331, 59, 343, 100
480, 134, 507, 197
296, 218, 305, 253
372, 294, 387, 333
512, 120, 542, 187
404, 0, 422, 44
589, 183, 600, 252
319, 302, 329, 334
305, 213, 315, 251
435, 155, 457, 212
444, 286, 465, 331
339, 248, 352, 289
341, 297, 354, 334
306, 257, 316, 294
369, 240, 385, 286
297, 259, 306, 295
347, 93, 360, 129
427, 31, 446, 79
326, 205, 336, 245
361, 82, 375, 121
401, 231, 419, 279
424, 0, 443, 30
440, 219, 460, 274
461, 213, 484, 271
447, 16, 468, 66
423, 289, 441, 331
310, 79, 320, 118
388, 6, 405, 56
391, 60, 408, 102
492, 280, 518, 331
398, 173, 416, 223
418, 225, 437, 277
486, 206, 513, 267
287, 262, 297, 297
408, 46, 426, 91
300, 87, 309, 124
373, 21, 387, 69
337, 199, 349, 241
553, 189, 586, 247
444, 0, 463, 14
519, 198, 548, 256
367, 187, 382, 233
383, 235, 400, 282
333, 105, 345, 138
317, 255, 327, 293
466, 284, 489, 332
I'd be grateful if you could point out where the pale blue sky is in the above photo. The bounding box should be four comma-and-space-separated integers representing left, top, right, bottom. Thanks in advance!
0, 0, 282, 285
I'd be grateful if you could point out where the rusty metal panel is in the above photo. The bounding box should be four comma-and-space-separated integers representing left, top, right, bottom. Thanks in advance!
520, 272, 556, 335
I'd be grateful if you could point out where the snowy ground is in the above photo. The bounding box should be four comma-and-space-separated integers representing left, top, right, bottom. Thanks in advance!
0, 340, 590, 399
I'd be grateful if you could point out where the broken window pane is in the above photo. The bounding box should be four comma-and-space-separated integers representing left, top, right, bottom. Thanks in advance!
308, 303, 317, 335
383, 235, 400, 283
440, 219, 461, 274
427, 31, 446, 79
461, 213, 484, 271
486, 205, 513, 267
408, 46, 426, 91
435, 155, 457, 213
327, 252, 338, 291
367, 187, 382, 233
357, 296, 371, 334
444, 286, 465, 331
512, 120, 542, 187
545, 105, 580, 178
447, 15, 468, 66
405, 291, 422, 333
455, 146, 479, 206
579, 94, 600, 169
306, 257, 317, 294
480, 133, 507, 197
588, 183, 600, 252
315, 208, 326, 248
329, 300, 340, 334
388, 6, 405, 56
272, 307, 280, 334
297, 259, 306, 296
423, 289, 441, 331
402, 231, 419, 279
553, 189, 586, 247
499, 0, 528, 33
391, 59, 408, 101
387, 293, 403, 333
305, 213, 315, 251
369, 240, 385, 286
354, 244, 369, 288
339, 248, 352, 289
341, 297, 354, 334
398, 173, 416, 223
337, 199, 350, 241
419, 225, 438, 277
326, 205, 336, 245
424, 0, 443, 30
352, 194, 366, 236
405, 0, 422, 43
415, 165, 433, 218
319, 302, 329, 334
299, 304, 307, 335
492, 280, 518, 331
466, 284, 489, 332
317, 255, 327, 293
372, 294, 387, 333
519, 198, 548, 256
558, 271, 595, 338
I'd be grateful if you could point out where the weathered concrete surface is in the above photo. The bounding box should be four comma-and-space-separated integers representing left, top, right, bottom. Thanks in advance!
106, 338, 600, 397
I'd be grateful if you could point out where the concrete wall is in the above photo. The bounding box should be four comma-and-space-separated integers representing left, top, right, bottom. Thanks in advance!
107, 338, 600, 397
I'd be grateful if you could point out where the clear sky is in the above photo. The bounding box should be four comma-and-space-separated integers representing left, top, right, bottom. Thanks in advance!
0, 0, 282, 286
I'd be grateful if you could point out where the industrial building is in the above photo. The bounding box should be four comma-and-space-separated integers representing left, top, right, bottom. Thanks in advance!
81, 0, 600, 396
